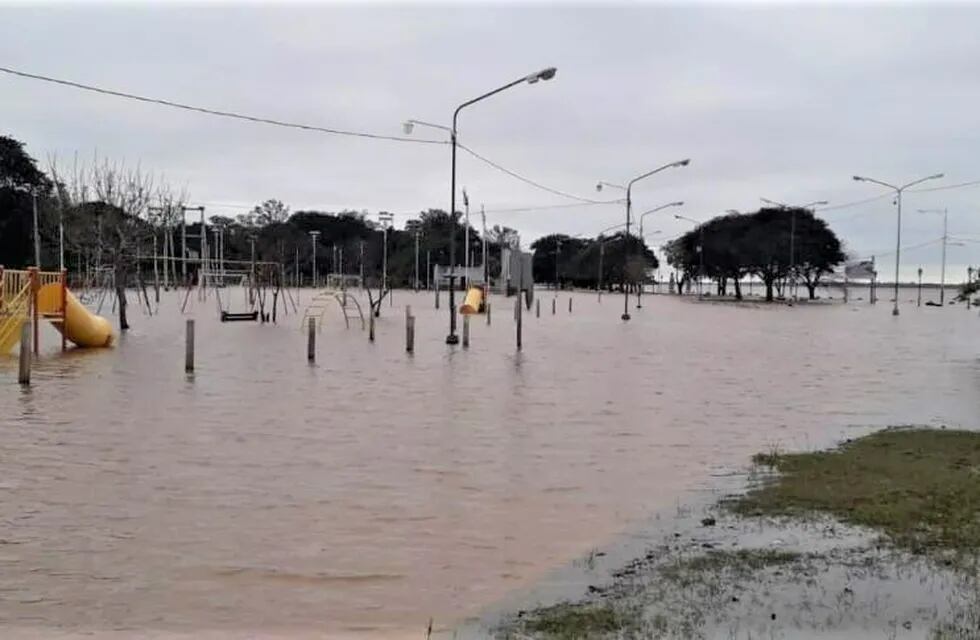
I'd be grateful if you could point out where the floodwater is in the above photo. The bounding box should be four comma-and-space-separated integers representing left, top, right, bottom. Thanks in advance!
0, 288, 978, 639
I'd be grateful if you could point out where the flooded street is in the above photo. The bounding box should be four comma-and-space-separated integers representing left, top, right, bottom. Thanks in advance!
1, 290, 978, 638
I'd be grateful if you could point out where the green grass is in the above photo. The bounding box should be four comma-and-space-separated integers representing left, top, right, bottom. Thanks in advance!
732, 428, 980, 553
517, 602, 638, 639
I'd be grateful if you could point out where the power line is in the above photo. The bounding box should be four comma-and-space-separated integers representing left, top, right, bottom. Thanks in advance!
484, 200, 621, 215
458, 144, 604, 204
0, 65, 445, 145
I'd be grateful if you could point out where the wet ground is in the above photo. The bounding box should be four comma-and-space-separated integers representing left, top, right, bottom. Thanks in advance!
1, 288, 978, 638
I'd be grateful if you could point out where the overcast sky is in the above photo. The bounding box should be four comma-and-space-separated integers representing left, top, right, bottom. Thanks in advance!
3, 1, 980, 280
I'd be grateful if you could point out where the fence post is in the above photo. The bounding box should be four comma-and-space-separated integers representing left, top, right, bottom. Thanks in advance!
462, 314, 470, 348
307, 316, 316, 363
185, 319, 195, 373
516, 297, 523, 351
18, 322, 30, 385
406, 314, 415, 353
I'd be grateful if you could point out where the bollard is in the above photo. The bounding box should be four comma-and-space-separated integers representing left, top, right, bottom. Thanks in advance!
462, 314, 470, 348
486, 302, 491, 325
568, 297, 573, 313
536, 299, 540, 318
17, 322, 30, 385
516, 298, 523, 351
552, 298, 556, 315
369, 312, 376, 342
406, 314, 415, 353
185, 319, 195, 373
307, 317, 316, 363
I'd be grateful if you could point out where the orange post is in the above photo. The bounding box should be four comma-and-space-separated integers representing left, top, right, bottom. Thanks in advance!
60, 269, 68, 352
29, 267, 39, 356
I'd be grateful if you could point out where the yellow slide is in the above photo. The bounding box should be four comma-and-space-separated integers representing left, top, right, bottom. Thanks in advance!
36, 283, 114, 348
459, 286, 484, 315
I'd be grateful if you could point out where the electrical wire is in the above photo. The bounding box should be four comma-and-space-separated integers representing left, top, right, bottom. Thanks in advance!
1, 64, 606, 205
458, 143, 605, 204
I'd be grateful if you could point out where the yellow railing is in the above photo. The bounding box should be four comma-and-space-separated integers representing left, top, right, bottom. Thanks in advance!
0, 282, 30, 353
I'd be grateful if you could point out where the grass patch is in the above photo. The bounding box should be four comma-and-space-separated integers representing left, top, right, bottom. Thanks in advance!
517, 602, 637, 639
732, 428, 980, 553
661, 548, 801, 580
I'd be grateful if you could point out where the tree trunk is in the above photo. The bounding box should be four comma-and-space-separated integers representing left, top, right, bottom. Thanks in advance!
116, 278, 129, 330
807, 282, 817, 300
733, 278, 743, 300
764, 276, 775, 302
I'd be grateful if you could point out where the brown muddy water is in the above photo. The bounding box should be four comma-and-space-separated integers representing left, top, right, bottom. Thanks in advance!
0, 289, 978, 639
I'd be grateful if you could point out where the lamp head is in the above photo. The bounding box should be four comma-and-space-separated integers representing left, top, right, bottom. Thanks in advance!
527, 67, 557, 84
674, 159, 691, 167
672, 201, 684, 207
402, 121, 414, 135
595, 182, 603, 193
852, 176, 864, 182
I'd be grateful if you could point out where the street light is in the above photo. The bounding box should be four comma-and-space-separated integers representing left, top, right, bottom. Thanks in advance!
309, 230, 320, 288
853, 173, 944, 316
596, 159, 690, 321
918, 208, 948, 305
405, 66, 557, 344
378, 213, 394, 296
675, 214, 704, 297
760, 197, 829, 300
636, 201, 683, 309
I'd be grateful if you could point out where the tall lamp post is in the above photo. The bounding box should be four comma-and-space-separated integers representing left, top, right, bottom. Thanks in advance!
309, 230, 320, 288
918, 207, 948, 305
405, 66, 558, 344
853, 173, 944, 316
760, 197, 828, 300
378, 212, 394, 296
414, 229, 421, 292
596, 159, 690, 321
637, 200, 683, 308
675, 214, 704, 297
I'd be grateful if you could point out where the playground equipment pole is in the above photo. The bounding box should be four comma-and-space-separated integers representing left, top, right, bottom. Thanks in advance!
18, 321, 30, 385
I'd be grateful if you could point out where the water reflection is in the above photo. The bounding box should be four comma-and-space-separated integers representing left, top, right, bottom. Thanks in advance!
0, 291, 977, 637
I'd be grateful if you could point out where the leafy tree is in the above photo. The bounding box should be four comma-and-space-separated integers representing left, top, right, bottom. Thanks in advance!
251, 199, 290, 226
0, 135, 52, 267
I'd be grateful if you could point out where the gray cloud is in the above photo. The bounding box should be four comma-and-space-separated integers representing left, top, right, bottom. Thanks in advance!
2, 2, 979, 280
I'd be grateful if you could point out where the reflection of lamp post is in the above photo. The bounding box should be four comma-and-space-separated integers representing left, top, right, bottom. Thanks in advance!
853, 173, 944, 316
637, 201, 683, 308
597, 159, 690, 321
404, 66, 557, 345
309, 230, 320, 289
760, 197, 828, 300
918, 208, 948, 305
674, 214, 704, 297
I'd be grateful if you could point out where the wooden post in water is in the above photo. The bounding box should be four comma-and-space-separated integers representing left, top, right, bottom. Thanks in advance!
568, 297, 572, 313
369, 312, 376, 342
536, 299, 540, 318
515, 297, 523, 351
435, 282, 440, 309
486, 302, 491, 325
18, 322, 30, 385
406, 314, 415, 353
307, 317, 316, 363
551, 298, 556, 315
917, 268, 923, 307
462, 314, 470, 348
185, 319, 195, 373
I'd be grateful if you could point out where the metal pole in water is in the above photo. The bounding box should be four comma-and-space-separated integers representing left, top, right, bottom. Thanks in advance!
307, 317, 316, 363
185, 319, 195, 373
462, 314, 470, 348
18, 322, 30, 385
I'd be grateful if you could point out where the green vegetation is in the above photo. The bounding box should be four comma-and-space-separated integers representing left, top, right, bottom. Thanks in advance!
658, 548, 801, 585
664, 207, 845, 301
732, 428, 980, 552
517, 602, 638, 639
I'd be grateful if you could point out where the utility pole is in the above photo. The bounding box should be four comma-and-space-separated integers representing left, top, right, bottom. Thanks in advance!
555, 238, 561, 292
462, 189, 471, 288
359, 240, 365, 289
481, 205, 488, 290
378, 213, 394, 295
31, 189, 40, 267
309, 231, 320, 288
414, 230, 420, 291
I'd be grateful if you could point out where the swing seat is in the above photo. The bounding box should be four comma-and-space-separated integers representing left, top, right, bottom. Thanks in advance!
220, 311, 259, 322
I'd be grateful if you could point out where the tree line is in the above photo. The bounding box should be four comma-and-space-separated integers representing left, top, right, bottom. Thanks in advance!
663, 208, 845, 301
